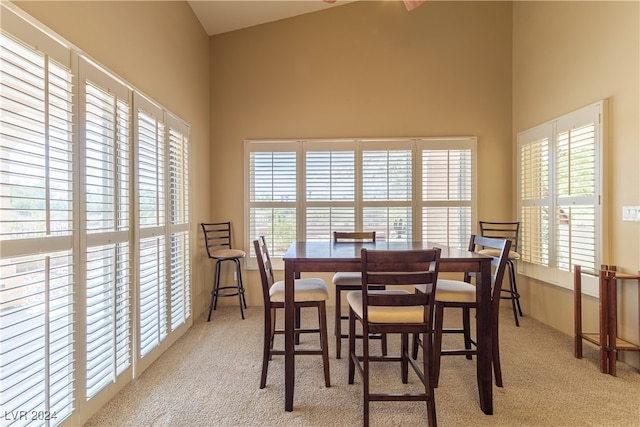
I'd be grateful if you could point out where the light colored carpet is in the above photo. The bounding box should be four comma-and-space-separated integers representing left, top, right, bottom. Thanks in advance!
84, 304, 640, 427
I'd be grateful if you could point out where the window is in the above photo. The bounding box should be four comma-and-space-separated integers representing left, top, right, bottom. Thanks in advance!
517, 101, 605, 296
0, 4, 191, 425
0, 26, 76, 423
245, 137, 476, 268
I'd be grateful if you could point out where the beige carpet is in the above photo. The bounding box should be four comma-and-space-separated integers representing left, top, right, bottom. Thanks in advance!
84, 304, 640, 427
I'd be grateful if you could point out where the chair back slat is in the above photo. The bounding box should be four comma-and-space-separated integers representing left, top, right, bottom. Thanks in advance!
334, 231, 376, 243
361, 248, 440, 309
470, 234, 512, 303
478, 221, 519, 252
201, 222, 235, 258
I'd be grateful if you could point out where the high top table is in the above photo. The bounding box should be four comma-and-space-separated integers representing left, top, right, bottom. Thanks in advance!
282, 241, 495, 415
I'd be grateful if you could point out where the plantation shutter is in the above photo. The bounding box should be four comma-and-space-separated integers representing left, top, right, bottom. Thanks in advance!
418, 138, 475, 249
81, 60, 132, 400
167, 114, 190, 331
518, 126, 551, 267
0, 27, 76, 424
135, 96, 167, 360
361, 139, 413, 242
517, 101, 604, 295
305, 141, 356, 240
247, 143, 298, 258
555, 111, 599, 271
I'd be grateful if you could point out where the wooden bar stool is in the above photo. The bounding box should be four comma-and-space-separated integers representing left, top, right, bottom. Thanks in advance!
201, 222, 247, 320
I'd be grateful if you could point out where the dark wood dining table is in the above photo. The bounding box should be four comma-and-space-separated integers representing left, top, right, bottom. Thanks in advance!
282, 240, 495, 415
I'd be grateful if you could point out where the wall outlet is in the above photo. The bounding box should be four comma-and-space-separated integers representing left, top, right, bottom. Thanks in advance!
622, 206, 640, 222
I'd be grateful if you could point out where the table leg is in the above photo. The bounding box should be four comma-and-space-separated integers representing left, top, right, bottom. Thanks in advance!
598, 270, 609, 374
574, 265, 583, 358
284, 260, 295, 411
606, 272, 617, 376
476, 259, 493, 415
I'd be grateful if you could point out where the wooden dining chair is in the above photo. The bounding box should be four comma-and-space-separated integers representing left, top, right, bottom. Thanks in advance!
347, 247, 441, 427
332, 231, 386, 359
253, 236, 331, 389
413, 235, 511, 388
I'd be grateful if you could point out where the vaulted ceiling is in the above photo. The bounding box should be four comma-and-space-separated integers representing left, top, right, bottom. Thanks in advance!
187, 0, 356, 36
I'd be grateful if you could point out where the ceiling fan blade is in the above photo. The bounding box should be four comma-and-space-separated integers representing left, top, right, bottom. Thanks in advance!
323, 0, 425, 11
403, 0, 425, 11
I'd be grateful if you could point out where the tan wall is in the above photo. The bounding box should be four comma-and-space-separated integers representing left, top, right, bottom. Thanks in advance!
513, 1, 640, 368
13, 1, 213, 316
210, 0, 514, 306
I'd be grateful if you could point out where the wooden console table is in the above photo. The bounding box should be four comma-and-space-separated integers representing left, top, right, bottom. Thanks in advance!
574, 264, 640, 376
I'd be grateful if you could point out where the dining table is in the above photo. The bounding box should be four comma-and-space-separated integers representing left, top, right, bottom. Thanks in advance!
282, 240, 495, 415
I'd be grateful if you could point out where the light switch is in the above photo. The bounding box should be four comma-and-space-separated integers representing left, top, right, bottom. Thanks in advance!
622, 206, 640, 222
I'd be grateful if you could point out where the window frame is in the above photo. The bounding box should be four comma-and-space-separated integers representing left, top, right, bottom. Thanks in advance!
516, 100, 606, 297
244, 137, 477, 270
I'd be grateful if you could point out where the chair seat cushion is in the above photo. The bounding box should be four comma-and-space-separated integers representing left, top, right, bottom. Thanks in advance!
211, 248, 246, 259
346, 290, 425, 323
270, 278, 329, 303
432, 279, 476, 303
332, 271, 362, 287
478, 248, 520, 260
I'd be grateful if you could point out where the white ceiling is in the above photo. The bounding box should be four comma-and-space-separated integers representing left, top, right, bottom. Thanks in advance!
187, 0, 356, 36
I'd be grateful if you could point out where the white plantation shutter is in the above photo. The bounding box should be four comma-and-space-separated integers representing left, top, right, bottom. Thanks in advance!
555, 120, 598, 271
1, 5, 191, 424
81, 62, 132, 400
418, 139, 475, 249
134, 100, 191, 366
519, 127, 551, 266
245, 137, 476, 266
305, 142, 355, 240
517, 101, 603, 295
135, 97, 167, 360
138, 236, 167, 357
0, 24, 75, 425
167, 116, 190, 330
248, 144, 298, 258
362, 140, 413, 242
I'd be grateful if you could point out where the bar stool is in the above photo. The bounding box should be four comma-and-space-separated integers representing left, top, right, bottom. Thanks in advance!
479, 221, 523, 326
201, 222, 247, 320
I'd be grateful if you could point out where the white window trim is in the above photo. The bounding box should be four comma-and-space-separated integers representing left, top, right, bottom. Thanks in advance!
517, 100, 606, 297
244, 137, 477, 270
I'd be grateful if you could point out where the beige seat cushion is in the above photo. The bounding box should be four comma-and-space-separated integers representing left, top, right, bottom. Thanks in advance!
346, 290, 425, 323
478, 248, 520, 260
432, 279, 477, 304
269, 278, 329, 303
210, 248, 246, 259
332, 271, 362, 287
